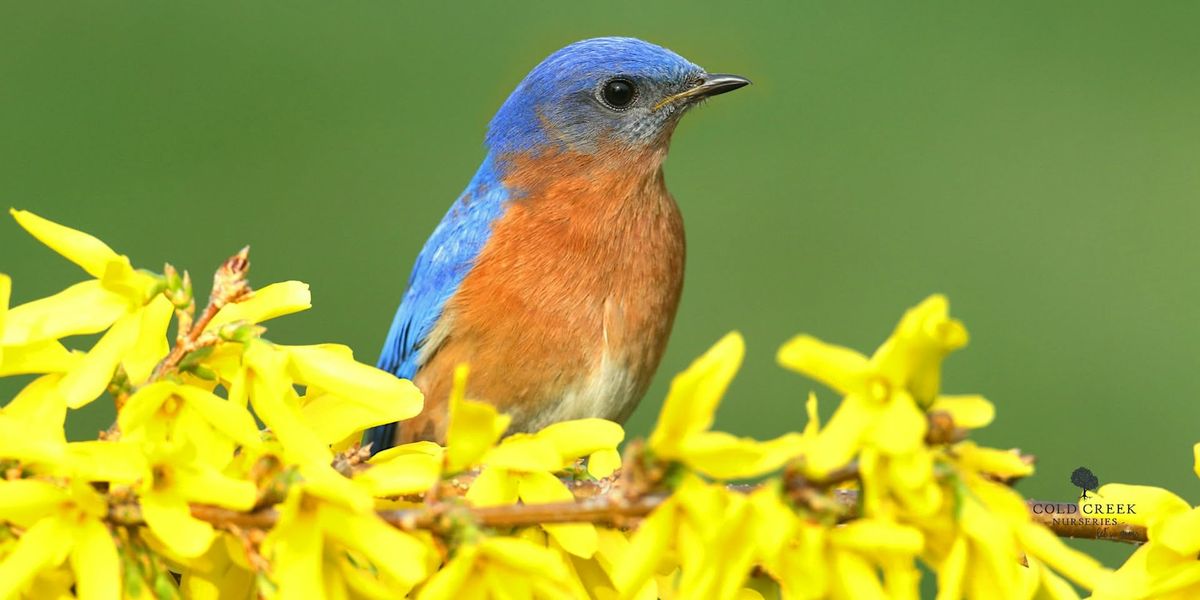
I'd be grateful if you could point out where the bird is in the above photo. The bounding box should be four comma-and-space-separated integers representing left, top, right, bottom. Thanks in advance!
364, 36, 749, 453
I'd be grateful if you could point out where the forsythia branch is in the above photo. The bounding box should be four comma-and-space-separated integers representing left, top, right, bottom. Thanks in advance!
103, 477, 1148, 545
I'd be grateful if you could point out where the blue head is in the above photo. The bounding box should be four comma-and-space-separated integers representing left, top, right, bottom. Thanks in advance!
485, 37, 749, 156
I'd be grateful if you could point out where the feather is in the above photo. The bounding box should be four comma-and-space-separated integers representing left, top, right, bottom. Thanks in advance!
363, 155, 510, 454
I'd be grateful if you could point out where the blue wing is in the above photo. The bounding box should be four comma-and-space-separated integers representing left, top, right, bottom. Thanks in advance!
363, 155, 510, 454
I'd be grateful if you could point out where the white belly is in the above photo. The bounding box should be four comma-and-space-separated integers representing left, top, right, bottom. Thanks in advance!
525, 350, 641, 430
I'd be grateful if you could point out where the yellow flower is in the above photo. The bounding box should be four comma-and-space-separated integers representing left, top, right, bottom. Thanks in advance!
287, 343, 424, 450
932, 474, 1106, 598
829, 519, 924, 600
263, 487, 430, 600
240, 340, 388, 512
206, 280, 312, 331
763, 520, 830, 600
615, 474, 786, 600
466, 414, 624, 558
4, 210, 172, 407
119, 381, 262, 458
135, 442, 258, 558
0, 480, 119, 600
443, 365, 510, 474
949, 441, 1033, 480
357, 442, 443, 497
0, 273, 7, 361
177, 534, 257, 600
858, 446, 944, 519
1087, 480, 1200, 599
0, 374, 68, 464
648, 332, 803, 480
417, 536, 573, 600
0, 272, 79, 378
778, 295, 977, 476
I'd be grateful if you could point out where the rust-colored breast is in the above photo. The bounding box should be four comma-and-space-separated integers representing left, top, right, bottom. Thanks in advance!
398, 146, 685, 443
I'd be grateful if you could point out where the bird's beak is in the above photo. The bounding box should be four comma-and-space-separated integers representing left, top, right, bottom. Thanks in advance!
654, 73, 751, 110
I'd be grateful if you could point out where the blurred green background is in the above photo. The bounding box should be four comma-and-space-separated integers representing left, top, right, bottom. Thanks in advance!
3, 0, 1198, 572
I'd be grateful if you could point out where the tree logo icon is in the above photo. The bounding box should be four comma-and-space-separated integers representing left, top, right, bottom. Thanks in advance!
1071, 467, 1100, 500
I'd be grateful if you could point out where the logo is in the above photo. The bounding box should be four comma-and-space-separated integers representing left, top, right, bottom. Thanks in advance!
1070, 466, 1100, 500
1028, 466, 1133, 527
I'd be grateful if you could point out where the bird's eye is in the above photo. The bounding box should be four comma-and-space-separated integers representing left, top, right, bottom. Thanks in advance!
599, 78, 637, 110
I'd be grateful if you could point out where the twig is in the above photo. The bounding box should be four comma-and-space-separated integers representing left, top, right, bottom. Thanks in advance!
1024, 501, 1147, 545
149, 247, 251, 382
104, 489, 1147, 545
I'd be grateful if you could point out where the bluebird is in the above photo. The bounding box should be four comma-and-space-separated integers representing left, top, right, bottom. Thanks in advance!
364, 37, 749, 453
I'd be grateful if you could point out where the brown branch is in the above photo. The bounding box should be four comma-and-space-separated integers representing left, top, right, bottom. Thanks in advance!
104, 478, 1147, 546
1025, 501, 1147, 545
104, 408, 1148, 545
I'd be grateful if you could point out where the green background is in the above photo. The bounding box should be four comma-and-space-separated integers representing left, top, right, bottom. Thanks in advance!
3, 0, 1199, 573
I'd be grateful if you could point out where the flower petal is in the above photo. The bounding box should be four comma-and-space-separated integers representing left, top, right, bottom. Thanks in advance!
587, 448, 621, 479
465, 467, 520, 507
368, 441, 443, 464
244, 342, 331, 466
58, 311, 141, 408
484, 436, 562, 472
270, 493, 324, 600
832, 550, 887, 599
1081, 484, 1189, 528
446, 366, 511, 473
479, 537, 570, 581
2, 280, 128, 345
117, 381, 175, 434
121, 295, 173, 385
0, 339, 80, 376
58, 441, 147, 483
0, 273, 8, 360
354, 452, 441, 497
777, 334, 869, 396
803, 392, 821, 438
871, 294, 968, 405
680, 431, 804, 480
0, 515, 72, 599
0, 480, 67, 527
1152, 506, 1200, 557
0, 413, 66, 465
10, 209, 120, 278
208, 281, 311, 329
285, 344, 422, 421
300, 392, 395, 446
535, 419, 624, 462
323, 506, 430, 587
173, 465, 258, 511
416, 546, 477, 600
867, 391, 927, 456
176, 385, 262, 450
613, 502, 677, 597
953, 442, 1033, 479
831, 519, 924, 555
935, 535, 968, 600
519, 471, 598, 558
1017, 522, 1107, 589
806, 394, 875, 477
929, 394, 994, 429
0, 374, 67, 452
69, 518, 120, 600
141, 488, 215, 558
648, 332, 744, 456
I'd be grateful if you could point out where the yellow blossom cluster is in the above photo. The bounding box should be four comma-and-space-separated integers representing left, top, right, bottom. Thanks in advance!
0, 209, 1169, 599
1083, 450, 1200, 599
